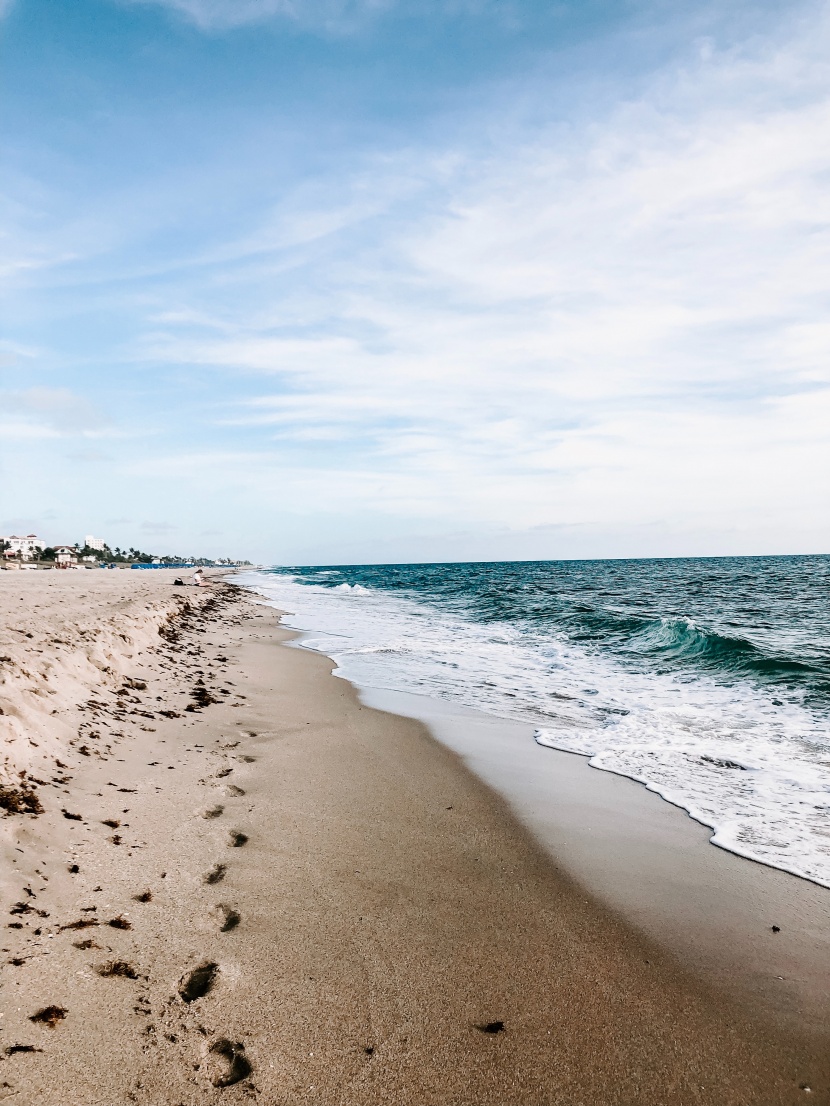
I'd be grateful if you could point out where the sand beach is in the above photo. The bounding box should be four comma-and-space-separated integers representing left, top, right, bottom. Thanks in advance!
0, 570, 826, 1104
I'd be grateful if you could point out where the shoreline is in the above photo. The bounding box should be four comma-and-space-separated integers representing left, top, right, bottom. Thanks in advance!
0, 572, 826, 1103
353, 683, 830, 1036
235, 564, 830, 895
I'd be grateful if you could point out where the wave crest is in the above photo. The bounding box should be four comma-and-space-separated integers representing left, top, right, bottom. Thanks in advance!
625, 616, 815, 680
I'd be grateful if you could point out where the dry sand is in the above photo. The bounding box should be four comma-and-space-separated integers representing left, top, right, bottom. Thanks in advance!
0, 570, 826, 1104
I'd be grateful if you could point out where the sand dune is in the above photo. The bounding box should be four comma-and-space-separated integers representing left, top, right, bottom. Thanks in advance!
0, 571, 217, 809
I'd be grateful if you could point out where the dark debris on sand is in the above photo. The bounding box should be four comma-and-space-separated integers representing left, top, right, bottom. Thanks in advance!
29, 1006, 67, 1029
0, 776, 43, 816
59, 918, 99, 932
96, 960, 139, 979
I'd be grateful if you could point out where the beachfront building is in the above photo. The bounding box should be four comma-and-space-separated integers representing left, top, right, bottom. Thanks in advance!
54, 545, 79, 567
84, 535, 106, 551
1, 534, 46, 560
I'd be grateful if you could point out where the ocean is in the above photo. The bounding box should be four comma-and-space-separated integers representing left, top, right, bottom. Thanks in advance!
237, 556, 830, 888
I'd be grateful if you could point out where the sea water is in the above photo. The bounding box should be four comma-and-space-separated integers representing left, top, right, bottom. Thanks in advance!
237, 557, 830, 888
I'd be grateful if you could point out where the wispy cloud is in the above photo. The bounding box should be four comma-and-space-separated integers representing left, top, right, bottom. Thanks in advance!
141, 520, 178, 534
65, 448, 113, 462
142, 9, 830, 538
118, 0, 394, 32
0, 422, 60, 441
1, 388, 110, 435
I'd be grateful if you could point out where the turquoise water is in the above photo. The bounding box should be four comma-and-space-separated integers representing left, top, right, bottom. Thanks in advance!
239, 556, 830, 887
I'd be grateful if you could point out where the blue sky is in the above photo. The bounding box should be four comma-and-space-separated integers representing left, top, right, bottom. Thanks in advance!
2, 0, 829, 563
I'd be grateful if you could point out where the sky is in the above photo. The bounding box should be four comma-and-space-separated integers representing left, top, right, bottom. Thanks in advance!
1, 0, 829, 564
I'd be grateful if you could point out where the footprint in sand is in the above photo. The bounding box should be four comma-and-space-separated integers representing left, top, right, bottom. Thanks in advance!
227, 830, 248, 848
202, 863, 227, 885
205, 1038, 251, 1087
475, 1020, 506, 1035
223, 784, 245, 797
212, 904, 240, 932
202, 805, 224, 819
179, 961, 219, 1003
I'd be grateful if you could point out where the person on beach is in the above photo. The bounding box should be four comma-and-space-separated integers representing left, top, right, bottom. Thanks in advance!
192, 568, 205, 587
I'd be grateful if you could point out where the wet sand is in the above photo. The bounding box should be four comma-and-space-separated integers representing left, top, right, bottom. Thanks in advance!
359, 686, 830, 1038
0, 572, 826, 1103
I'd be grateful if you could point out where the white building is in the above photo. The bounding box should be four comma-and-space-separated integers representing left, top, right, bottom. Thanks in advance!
54, 545, 78, 567
2, 534, 46, 560
84, 535, 107, 551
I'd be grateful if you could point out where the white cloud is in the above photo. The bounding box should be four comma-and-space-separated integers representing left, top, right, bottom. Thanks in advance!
138, 7, 830, 556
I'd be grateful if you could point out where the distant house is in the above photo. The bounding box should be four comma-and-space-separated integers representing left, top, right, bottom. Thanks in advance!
54, 545, 78, 568
84, 535, 106, 551
1, 534, 45, 560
